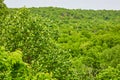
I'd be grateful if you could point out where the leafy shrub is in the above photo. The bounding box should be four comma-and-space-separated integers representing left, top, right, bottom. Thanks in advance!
96, 66, 120, 80
32, 72, 56, 80
70, 57, 94, 80
0, 46, 57, 80
0, 46, 30, 80
101, 45, 120, 68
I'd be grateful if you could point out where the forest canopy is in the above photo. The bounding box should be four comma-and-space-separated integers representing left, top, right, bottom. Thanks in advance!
0, 2, 120, 80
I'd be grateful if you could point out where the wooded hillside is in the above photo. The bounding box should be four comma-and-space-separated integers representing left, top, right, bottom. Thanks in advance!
0, 2, 120, 79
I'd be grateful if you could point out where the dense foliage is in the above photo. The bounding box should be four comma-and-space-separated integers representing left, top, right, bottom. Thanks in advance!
0, 2, 120, 79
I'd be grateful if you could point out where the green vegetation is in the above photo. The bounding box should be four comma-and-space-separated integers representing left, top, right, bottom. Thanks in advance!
0, 1, 120, 80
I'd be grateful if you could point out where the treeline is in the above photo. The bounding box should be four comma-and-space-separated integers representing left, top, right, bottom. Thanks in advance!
0, 1, 120, 79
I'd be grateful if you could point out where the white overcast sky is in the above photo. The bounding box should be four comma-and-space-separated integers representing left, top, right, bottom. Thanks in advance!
4, 0, 120, 10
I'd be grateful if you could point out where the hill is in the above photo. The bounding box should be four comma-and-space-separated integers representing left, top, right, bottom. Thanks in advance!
0, 7, 120, 80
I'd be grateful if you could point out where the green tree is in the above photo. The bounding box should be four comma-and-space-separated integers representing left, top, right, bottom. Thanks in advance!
0, 0, 7, 13
0, 0, 8, 25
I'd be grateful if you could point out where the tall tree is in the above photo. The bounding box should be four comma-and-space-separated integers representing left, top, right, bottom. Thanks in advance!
0, 0, 8, 15
0, 0, 7, 9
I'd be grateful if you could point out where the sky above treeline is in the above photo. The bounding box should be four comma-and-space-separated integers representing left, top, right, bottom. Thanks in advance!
4, 0, 120, 10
